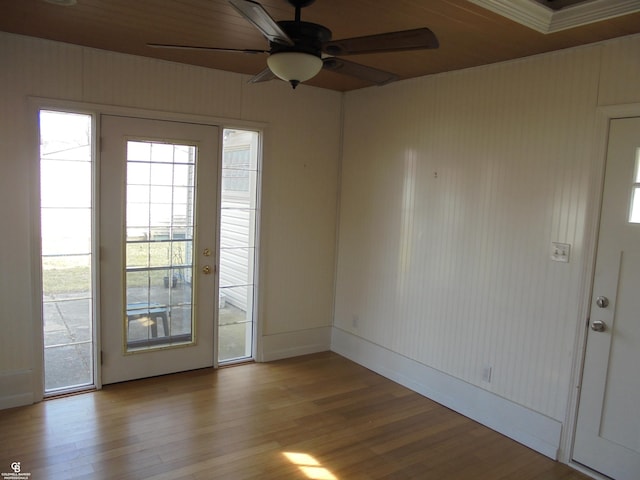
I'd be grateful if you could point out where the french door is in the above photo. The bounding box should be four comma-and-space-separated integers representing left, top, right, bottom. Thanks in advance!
100, 115, 219, 384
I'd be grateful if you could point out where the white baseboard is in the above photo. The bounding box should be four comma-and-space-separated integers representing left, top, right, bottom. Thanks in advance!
259, 326, 332, 362
331, 327, 562, 460
0, 370, 35, 410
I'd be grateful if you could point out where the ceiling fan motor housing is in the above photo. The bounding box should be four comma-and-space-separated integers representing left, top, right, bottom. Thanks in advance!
271, 20, 331, 57
287, 0, 316, 7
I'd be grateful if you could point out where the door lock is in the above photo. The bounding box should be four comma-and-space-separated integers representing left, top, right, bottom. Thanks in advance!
595, 296, 609, 308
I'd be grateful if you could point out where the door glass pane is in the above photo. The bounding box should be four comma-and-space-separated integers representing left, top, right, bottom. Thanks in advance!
125, 141, 196, 351
40, 110, 94, 394
219, 129, 259, 363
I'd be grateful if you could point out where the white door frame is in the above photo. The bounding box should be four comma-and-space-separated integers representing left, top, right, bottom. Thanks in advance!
29, 97, 265, 398
563, 101, 640, 476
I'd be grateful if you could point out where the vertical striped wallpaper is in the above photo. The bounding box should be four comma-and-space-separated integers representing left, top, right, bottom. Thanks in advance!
598, 35, 640, 106
335, 43, 622, 421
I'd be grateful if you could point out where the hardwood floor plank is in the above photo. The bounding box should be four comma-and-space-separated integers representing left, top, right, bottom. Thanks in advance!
0, 352, 591, 479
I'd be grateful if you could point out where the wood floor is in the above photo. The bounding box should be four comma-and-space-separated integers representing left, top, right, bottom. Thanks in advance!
0, 352, 590, 480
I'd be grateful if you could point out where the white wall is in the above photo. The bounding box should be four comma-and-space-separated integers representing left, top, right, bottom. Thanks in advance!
0, 32, 341, 407
333, 34, 640, 460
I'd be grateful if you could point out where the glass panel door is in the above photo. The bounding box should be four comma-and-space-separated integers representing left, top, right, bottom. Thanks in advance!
100, 115, 218, 384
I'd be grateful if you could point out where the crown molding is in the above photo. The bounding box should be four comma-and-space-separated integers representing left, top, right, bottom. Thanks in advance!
468, 0, 640, 33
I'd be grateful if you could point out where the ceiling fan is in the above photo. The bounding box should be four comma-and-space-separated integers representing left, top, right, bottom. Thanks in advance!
148, 0, 439, 89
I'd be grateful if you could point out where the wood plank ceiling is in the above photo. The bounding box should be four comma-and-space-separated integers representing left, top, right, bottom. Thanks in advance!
1, 0, 639, 91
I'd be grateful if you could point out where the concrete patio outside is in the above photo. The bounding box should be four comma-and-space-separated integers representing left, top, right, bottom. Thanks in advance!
43, 283, 251, 392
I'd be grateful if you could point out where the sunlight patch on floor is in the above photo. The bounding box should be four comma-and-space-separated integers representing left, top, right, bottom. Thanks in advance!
283, 452, 337, 480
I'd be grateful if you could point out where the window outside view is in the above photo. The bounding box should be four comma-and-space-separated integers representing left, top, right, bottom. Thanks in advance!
40, 112, 260, 392
40, 110, 94, 393
218, 129, 259, 363
124, 140, 197, 351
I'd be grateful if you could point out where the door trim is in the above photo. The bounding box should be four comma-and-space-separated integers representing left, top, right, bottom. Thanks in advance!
29, 97, 266, 399
563, 102, 640, 471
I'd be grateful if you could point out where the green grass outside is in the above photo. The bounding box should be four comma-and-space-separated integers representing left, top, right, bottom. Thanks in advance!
42, 241, 190, 295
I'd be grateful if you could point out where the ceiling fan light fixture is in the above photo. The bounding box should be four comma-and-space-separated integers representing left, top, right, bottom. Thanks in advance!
267, 52, 322, 88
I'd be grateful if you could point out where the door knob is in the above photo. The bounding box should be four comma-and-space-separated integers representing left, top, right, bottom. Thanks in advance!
202, 265, 212, 275
591, 320, 606, 332
595, 296, 609, 308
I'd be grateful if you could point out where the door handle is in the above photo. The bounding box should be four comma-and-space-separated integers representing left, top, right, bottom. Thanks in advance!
202, 265, 212, 275
591, 320, 606, 332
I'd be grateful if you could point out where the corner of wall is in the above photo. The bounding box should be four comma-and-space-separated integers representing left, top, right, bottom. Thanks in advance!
259, 326, 332, 362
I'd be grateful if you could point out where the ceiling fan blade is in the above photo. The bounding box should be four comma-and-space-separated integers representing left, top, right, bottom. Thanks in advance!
248, 67, 278, 83
228, 0, 294, 46
147, 43, 268, 54
322, 57, 398, 86
323, 27, 439, 56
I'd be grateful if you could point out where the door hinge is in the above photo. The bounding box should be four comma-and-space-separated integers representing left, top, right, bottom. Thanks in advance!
100, 350, 104, 365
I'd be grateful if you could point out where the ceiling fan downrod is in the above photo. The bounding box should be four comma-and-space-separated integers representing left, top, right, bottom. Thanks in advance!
288, 0, 316, 19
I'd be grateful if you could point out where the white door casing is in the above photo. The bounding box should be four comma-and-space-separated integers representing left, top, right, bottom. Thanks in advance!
100, 115, 219, 384
573, 117, 640, 480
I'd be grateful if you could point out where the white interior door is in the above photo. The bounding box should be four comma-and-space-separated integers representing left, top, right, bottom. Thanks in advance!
573, 117, 640, 479
100, 115, 219, 384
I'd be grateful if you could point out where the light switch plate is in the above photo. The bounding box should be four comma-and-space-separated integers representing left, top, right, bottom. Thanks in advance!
551, 242, 570, 263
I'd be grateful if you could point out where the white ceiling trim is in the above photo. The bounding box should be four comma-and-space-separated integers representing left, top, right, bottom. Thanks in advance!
468, 0, 640, 33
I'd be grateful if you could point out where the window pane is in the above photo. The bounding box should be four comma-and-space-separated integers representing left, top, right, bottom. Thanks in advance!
127, 141, 151, 162
219, 247, 255, 288
173, 164, 195, 186
125, 141, 197, 351
219, 285, 254, 361
44, 343, 92, 391
150, 143, 175, 163
150, 163, 175, 185
127, 161, 151, 184
44, 298, 92, 345
40, 109, 94, 394
220, 209, 256, 248
41, 160, 91, 207
219, 129, 259, 363
42, 254, 91, 296
41, 208, 91, 255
